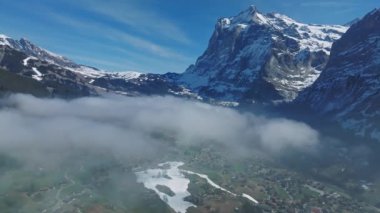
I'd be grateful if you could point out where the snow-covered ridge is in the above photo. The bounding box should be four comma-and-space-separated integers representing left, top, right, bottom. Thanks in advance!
68, 66, 142, 81
0, 34, 11, 46
219, 6, 348, 54
66, 66, 105, 78
63, 65, 144, 83
1, 33, 143, 82
269, 14, 347, 54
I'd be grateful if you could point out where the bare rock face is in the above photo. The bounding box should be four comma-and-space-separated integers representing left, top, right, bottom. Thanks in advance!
179, 6, 347, 103
297, 9, 380, 141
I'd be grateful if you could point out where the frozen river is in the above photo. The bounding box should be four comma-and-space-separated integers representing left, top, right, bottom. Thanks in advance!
135, 161, 258, 213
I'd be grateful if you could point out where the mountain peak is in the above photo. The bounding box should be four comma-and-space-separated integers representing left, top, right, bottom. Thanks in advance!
334, 7, 380, 53
342, 9, 379, 28
19, 37, 36, 49
217, 5, 269, 29
236, 5, 268, 24
0, 34, 10, 39
0, 34, 11, 46
361, 8, 380, 22
20, 37, 30, 42
244, 5, 258, 14
183, 5, 347, 103
19, 37, 33, 44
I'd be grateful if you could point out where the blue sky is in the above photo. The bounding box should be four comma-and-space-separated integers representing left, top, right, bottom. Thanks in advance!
0, 0, 378, 73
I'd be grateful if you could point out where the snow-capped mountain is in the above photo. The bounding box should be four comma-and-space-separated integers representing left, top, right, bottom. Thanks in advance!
0, 42, 99, 97
0, 34, 145, 80
0, 34, 192, 98
1, 35, 76, 68
296, 9, 380, 141
179, 6, 347, 103
0, 6, 349, 102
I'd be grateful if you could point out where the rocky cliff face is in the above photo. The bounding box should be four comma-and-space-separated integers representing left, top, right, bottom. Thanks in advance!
297, 9, 380, 140
179, 6, 347, 103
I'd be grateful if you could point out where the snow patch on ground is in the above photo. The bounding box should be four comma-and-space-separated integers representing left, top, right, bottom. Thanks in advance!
217, 101, 240, 107
181, 170, 237, 196
31, 67, 43, 81
135, 162, 195, 213
68, 66, 142, 82
23, 56, 37, 66
182, 169, 259, 204
242, 193, 259, 204
67, 66, 105, 78
168, 88, 203, 100
108, 71, 142, 80
136, 161, 259, 213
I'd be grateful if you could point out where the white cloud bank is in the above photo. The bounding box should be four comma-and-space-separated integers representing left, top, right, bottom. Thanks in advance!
0, 95, 319, 158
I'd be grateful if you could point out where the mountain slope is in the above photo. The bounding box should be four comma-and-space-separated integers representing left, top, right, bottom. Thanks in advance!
296, 9, 380, 141
0, 43, 100, 98
178, 6, 347, 103
0, 35, 194, 98
1, 35, 77, 68
0, 68, 49, 97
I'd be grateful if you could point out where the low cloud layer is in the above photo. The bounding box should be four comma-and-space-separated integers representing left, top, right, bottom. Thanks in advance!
0, 95, 319, 160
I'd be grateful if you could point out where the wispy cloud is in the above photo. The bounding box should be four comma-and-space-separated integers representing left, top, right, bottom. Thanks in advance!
66, 54, 140, 70
49, 12, 192, 62
300, 1, 358, 8
78, 0, 192, 45
0, 94, 320, 158
105, 29, 192, 62
8, 0, 194, 72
